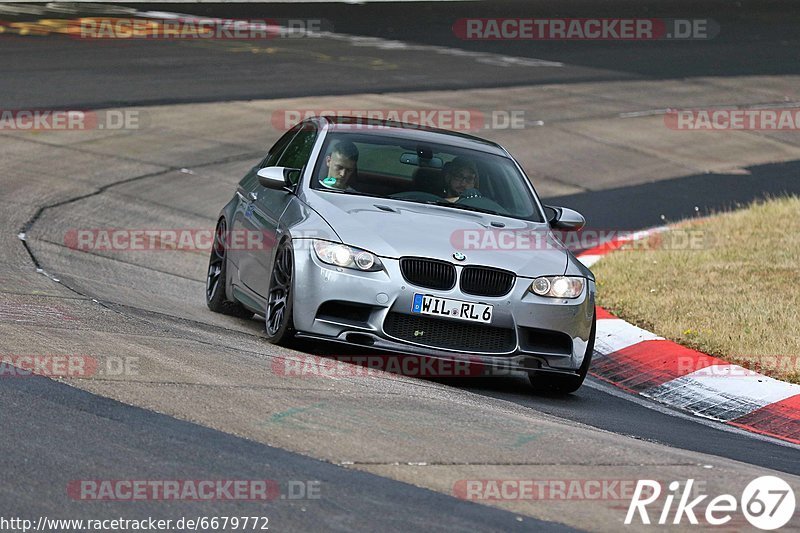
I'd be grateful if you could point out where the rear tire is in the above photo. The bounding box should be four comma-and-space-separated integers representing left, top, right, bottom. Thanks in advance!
264, 240, 295, 345
206, 218, 253, 318
529, 312, 596, 395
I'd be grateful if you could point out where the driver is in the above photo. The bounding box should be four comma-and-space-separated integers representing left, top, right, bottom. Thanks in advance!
321, 141, 359, 191
442, 157, 480, 203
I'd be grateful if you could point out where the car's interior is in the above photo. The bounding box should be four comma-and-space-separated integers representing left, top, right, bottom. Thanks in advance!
312, 134, 544, 222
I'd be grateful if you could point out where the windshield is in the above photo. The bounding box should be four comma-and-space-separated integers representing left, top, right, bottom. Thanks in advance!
310, 132, 545, 222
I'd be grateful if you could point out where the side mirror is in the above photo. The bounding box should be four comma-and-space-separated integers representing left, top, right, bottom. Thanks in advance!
257, 166, 300, 190
544, 205, 585, 231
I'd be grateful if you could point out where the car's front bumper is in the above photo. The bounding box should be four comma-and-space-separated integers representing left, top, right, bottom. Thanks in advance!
291, 240, 595, 375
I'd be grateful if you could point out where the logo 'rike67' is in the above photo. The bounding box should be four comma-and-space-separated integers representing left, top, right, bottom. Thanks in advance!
626, 477, 796, 530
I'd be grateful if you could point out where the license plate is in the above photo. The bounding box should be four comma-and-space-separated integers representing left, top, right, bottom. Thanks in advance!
411, 294, 493, 324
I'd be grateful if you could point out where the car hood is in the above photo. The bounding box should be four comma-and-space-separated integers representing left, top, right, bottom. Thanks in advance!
305, 191, 568, 277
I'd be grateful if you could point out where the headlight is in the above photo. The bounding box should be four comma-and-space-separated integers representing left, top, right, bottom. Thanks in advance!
312, 240, 383, 272
529, 276, 584, 298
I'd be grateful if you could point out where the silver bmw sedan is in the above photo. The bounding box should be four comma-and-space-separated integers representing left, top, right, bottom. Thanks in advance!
207, 116, 596, 393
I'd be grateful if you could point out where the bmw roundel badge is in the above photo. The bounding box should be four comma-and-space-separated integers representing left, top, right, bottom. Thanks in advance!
453, 252, 466, 261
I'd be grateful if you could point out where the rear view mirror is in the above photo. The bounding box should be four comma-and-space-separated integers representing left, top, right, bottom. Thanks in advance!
400, 152, 443, 168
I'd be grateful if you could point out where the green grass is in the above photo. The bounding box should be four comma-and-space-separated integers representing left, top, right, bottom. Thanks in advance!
592, 196, 800, 384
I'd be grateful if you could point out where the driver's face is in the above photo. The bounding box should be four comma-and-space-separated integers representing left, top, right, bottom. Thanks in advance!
446, 169, 477, 196
325, 152, 357, 188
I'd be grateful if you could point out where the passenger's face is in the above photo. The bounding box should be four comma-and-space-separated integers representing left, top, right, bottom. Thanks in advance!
325, 152, 357, 188
446, 168, 477, 196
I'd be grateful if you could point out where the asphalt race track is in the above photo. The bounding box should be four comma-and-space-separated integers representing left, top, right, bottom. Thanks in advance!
3, 0, 800, 109
1, 1, 800, 531
1, 373, 567, 532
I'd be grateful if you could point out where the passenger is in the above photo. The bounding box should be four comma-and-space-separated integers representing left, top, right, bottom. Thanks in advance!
442, 157, 481, 203
321, 141, 359, 192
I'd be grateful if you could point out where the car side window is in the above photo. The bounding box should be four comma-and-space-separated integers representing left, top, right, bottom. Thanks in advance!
261, 124, 303, 169
276, 126, 317, 184
239, 125, 303, 192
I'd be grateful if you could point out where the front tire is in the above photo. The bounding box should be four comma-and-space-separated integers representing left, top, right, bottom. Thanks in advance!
206, 218, 252, 318
264, 240, 295, 345
529, 312, 596, 395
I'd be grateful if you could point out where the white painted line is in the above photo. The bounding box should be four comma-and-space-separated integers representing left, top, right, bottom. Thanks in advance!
585, 377, 800, 450
595, 319, 663, 356
577, 226, 670, 266
577, 254, 602, 268
619, 109, 672, 118
679, 365, 800, 402
641, 368, 800, 422
132, 9, 564, 69
323, 34, 563, 67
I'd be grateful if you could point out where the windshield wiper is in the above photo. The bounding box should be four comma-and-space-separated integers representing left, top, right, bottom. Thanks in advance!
428, 200, 498, 215
326, 193, 502, 216
319, 189, 386, 199
348, 191, 387, 199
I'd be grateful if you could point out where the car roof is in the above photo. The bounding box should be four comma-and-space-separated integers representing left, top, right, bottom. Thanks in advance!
317, 115, 510, 157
